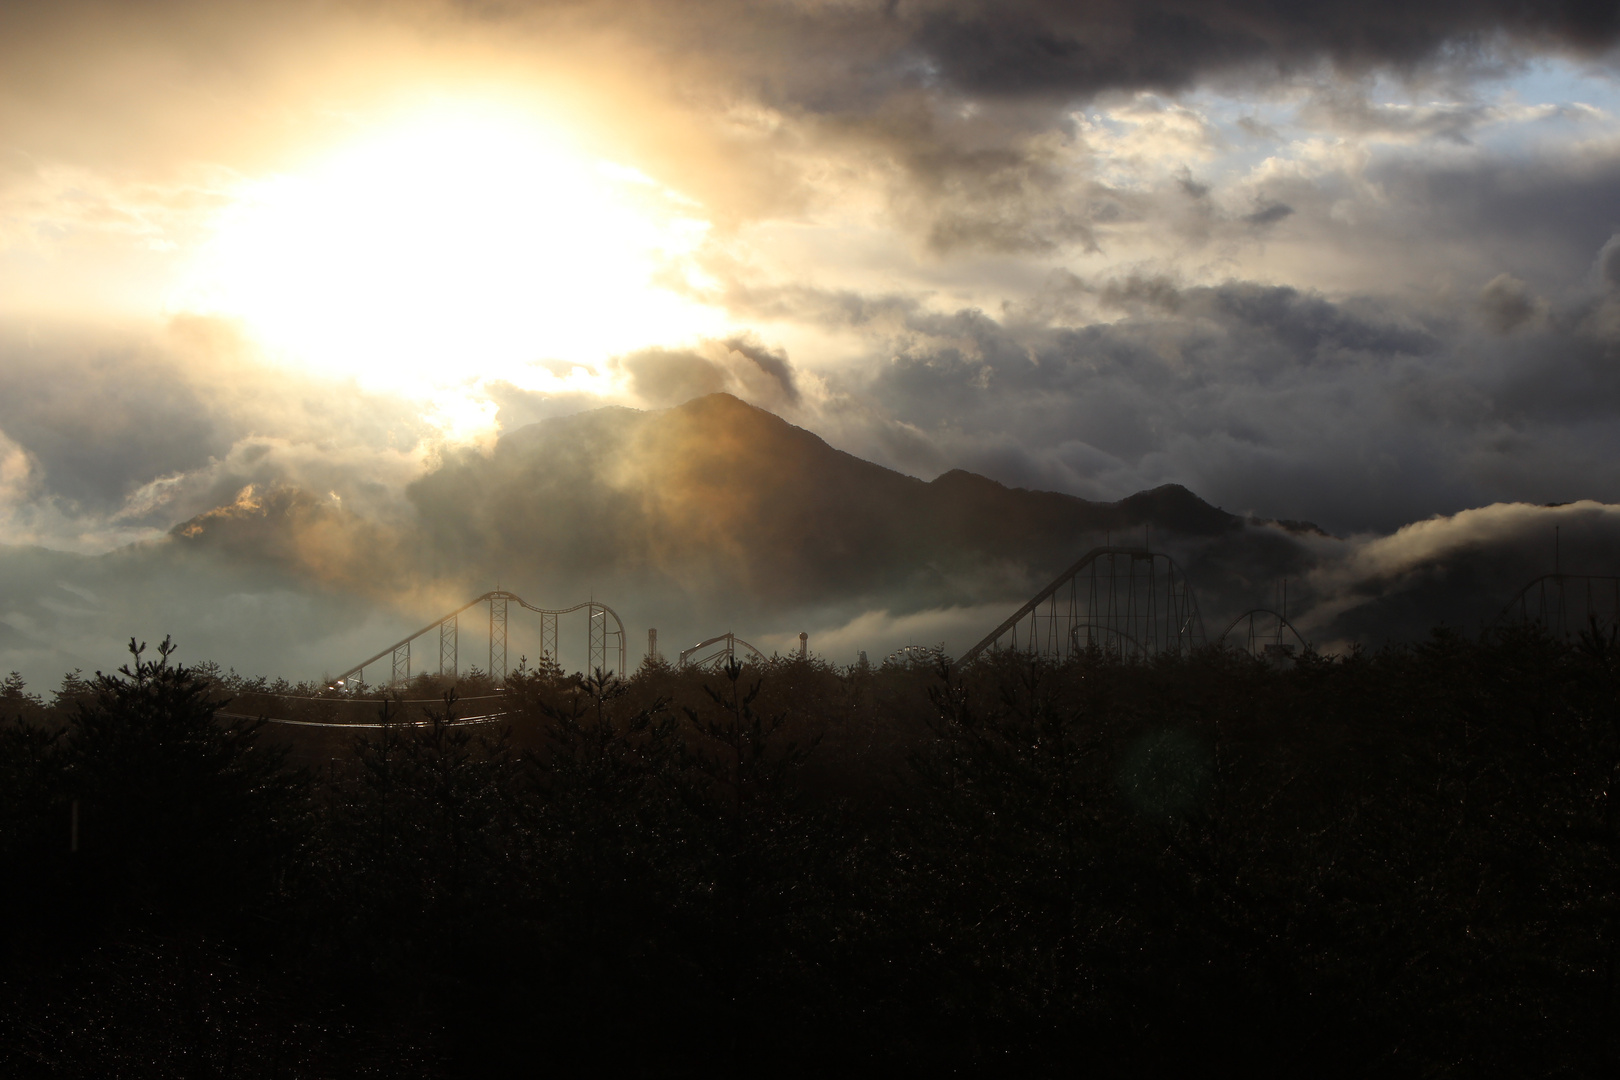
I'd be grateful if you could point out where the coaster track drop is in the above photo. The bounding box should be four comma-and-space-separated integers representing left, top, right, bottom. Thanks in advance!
959, 546, 1206, 665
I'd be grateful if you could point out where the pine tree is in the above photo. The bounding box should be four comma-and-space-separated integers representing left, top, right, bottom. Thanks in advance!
67, 637, 306, 922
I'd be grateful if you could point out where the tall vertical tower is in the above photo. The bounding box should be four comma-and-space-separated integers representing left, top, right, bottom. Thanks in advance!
488, 594, 508, 684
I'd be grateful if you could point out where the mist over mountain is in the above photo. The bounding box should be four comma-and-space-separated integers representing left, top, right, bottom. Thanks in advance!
167, 393, 1329, 655
406, 393, 1259, 605
0, 392, 1612, 686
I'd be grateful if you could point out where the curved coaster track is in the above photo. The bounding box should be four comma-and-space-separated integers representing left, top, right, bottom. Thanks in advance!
1219, 608, 1310, 662
679, 632, 766, 670
332, 590, 627, 689
1495, 573, 1620, 640
960, 546, 1206, 665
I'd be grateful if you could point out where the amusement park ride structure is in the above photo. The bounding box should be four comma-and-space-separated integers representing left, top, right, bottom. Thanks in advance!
330, 591, 626, 689
1216, 579, 1310, 661
320, 530, 1613, 701
678, 632, 767, 670
1219, 609, 1310, 661
1495, 574, 1620, 639
959, 546, 1207, 664
1491, 528, 1620, 639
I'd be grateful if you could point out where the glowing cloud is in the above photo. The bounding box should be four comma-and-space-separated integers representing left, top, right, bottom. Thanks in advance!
181, 102, 724, 395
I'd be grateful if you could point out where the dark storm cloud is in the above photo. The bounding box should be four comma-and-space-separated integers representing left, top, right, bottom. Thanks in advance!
681, 86, 1620, 530
691, 0, 1620, 253
29, 0, 1606, 144
720, 335, 800, 403
680, 96, 1620, 531
1362, 151, 1620, 286
628, 0, 1620, 112
0, 320, 444, 543
1243, 201, 1294, 227
0, 330, 227, 512
618, 338, 804, 410
814, 273, 1620, 535
1597, 233, 1620, 287
1479, 273, 1546, 333
897, 1, 1618, 101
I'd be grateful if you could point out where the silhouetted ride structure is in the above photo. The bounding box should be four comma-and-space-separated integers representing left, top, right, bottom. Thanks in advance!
1495, 574, 1620, 639
1220, 608, 1309, 661
332, 591, 627, 688
960, 546, 1206, 664
679, 632, 765, 670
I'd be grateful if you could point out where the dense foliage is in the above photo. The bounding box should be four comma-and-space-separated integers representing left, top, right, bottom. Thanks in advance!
2, 626, 1618, 1076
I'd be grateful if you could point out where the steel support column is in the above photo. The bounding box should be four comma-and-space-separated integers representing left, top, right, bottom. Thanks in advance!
588, 603, 607, 676
440, 616, 457, 678
540, 612, 558, 665
489, 595, 508, 685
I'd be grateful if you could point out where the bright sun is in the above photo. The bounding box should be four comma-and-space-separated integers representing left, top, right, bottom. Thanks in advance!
185, 103, 720, 393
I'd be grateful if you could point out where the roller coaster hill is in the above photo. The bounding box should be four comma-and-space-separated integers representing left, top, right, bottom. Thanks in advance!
220, 591, 624, 731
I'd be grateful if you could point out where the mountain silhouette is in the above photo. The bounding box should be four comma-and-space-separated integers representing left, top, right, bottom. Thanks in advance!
397, 393, 1281, 612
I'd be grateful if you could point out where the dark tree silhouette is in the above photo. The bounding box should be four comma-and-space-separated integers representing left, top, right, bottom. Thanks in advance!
67, 637, 306, 923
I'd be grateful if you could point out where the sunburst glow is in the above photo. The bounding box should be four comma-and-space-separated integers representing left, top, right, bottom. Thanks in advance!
183, 103, 721, 391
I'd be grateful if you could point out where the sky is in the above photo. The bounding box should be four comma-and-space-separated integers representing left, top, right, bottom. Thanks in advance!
4, 0, 1620, 682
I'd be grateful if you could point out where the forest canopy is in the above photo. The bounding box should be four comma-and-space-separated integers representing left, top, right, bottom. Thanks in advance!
2, 627, 1618, 1076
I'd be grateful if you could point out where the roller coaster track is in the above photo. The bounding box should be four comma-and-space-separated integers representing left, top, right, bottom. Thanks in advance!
1219, 608, 1309, 659
679, 632, 766, 670
332, 591, 627, 688
1494, 573, 1620, 639
960, 546, 1205, 665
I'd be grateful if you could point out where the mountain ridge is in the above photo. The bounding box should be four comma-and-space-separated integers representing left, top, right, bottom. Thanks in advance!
168, 392, 1316, 615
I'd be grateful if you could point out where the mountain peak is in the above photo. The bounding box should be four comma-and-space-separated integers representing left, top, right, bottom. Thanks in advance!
1114, 483, 1240, 536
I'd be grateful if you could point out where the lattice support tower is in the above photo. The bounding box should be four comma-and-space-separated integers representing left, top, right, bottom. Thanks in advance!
541, 612, 558, 664
588, 604, 607, 676
391, 641, 410, 687
489, 594, 508, 684
440, 616, 457, 678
